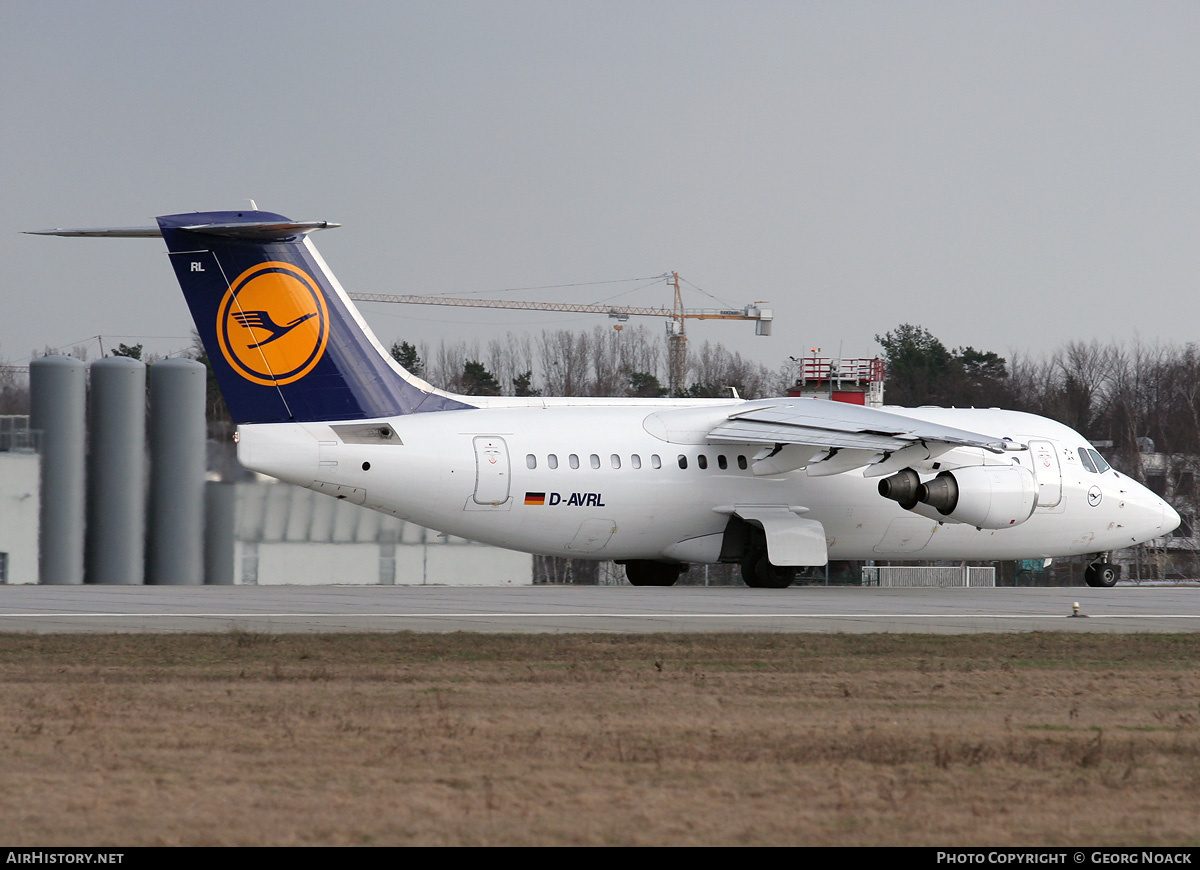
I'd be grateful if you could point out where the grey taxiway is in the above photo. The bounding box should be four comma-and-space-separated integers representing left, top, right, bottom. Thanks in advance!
0, 584, 1197, 634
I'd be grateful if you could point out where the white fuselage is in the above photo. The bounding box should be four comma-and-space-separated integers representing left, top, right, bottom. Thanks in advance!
236, 400, 1176, 563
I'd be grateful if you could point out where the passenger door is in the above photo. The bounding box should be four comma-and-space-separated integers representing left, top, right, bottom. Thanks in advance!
472, 436, 511, 506
1028, 440, 1062, 508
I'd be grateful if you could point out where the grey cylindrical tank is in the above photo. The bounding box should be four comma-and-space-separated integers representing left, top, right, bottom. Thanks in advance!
204, 482, 236, 585
86, 357, 146, 584
147, 358, 207, 585
29, 356, 86, 585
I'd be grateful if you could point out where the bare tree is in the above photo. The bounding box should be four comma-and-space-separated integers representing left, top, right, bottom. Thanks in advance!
427, 340, 485, 393
687, 341, 781, 399
538, 330, 591, 397
0, 365, 29, 415
485, 333, 536, 396
1053, 340, 1116, 436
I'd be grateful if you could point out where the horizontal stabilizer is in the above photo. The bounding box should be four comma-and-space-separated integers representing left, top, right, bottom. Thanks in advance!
176, 220, 340, 239
27, 220, 338, 241
26, 226, 163, 237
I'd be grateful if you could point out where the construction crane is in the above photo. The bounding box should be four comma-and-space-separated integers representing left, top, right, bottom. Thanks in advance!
347, 272, 772, 394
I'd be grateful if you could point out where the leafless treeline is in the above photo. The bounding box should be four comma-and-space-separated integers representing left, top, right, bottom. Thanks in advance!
410, 324, 784, 400
1007, 341, 1200, 473
8, 334, 1200, 464
1003, 342, 1200, 574
4, 332, 1200, 580
0, 367, 29, 416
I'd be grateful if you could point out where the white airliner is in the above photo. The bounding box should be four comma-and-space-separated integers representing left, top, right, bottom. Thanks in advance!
31, 210, 1179, 587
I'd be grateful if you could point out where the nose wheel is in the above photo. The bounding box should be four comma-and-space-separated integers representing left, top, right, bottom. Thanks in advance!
1084, 559, 1119, 588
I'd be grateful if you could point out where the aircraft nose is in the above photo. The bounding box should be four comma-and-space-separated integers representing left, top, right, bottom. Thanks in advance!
1162, 500, 1182, 535
1120, 479, 1180, 544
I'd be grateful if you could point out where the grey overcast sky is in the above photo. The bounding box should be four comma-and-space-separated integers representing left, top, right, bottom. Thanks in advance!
4, 1, 1198, 373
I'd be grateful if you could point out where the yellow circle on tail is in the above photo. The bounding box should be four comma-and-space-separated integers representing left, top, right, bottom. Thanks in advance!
217, 262, 329, 386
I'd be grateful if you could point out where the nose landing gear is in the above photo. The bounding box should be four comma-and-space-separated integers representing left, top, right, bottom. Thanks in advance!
1084, 557, 1120, 588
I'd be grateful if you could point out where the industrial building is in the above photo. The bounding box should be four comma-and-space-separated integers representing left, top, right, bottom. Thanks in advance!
3, 357, 530, 586
214, 479, 531, 586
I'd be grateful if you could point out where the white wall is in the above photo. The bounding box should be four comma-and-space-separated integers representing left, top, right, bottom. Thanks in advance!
233, 481, 532, 586
236, 538, 532, 586
423, 541, 531, 586
0, 453, 39, 584
255, 543, 382, 586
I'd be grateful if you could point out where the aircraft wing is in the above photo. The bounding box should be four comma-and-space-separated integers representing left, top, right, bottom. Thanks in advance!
699, 398, 1013, 477
708, 399, 1007, 451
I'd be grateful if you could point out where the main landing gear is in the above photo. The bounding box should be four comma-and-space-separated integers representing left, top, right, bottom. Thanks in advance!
740, 549, 797, 589
1084, 557, 1120, 588
623, 560, 687, 587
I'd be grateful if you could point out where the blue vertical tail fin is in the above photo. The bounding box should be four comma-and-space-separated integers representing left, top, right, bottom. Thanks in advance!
154, 210, 473, 424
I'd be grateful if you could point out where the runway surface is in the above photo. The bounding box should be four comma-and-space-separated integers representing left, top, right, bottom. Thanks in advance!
0, 584, 1197, 633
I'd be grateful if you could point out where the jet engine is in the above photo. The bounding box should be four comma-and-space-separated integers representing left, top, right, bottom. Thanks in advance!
876, 467, 921, 509
879, 465, 1038, 529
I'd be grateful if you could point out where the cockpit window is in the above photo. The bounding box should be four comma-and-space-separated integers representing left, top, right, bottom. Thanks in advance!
1087, 449, 1111, 474
1078, 448, 1097, 473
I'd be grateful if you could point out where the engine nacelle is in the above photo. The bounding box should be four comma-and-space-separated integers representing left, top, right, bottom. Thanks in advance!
917, 465, 1038, 529
877, 468, 921, 509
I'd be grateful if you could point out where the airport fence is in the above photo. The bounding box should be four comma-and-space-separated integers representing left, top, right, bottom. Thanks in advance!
861, 565, 996, 587
0, 416, 38, 453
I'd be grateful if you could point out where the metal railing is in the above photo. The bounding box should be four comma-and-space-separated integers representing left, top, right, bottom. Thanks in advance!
800, 357, 885, 384
861, 565, 996, 587
0, 416, 38, 453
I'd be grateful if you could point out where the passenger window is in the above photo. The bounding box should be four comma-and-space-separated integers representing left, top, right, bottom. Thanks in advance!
1078, 448, 1096, 473
526, 454, 537, 469
611, 454, 621, 469
697, 454, 708, 470
678, 455, 688, 470
737, 455, 747, 470
1088, 449, 1111, 473
717, 455, 728, 470
651, 455, 662, 469
590, 454, 600, 469
569, 454, 580, 469
548, 454, 558, 469
631, 454, 642, 469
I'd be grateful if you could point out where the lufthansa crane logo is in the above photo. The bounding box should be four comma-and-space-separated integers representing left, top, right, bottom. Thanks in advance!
217, 262, 329, 386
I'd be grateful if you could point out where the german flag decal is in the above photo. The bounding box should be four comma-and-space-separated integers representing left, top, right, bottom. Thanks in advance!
524, 492, 546, 506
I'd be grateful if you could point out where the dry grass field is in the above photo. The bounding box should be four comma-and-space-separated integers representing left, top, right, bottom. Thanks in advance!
2, 631, 1199, 846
